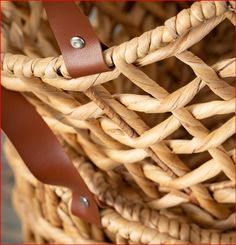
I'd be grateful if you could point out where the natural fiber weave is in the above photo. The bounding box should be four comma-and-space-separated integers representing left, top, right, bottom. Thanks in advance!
2, 1, 235, 244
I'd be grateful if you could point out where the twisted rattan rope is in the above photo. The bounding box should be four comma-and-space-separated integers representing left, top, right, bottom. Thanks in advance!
2, 1, 235, 89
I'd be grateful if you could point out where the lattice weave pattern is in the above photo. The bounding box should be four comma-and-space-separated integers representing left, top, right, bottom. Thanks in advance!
2, 1, 235, 244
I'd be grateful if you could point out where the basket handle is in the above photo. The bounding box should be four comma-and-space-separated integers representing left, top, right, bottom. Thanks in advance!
44, 1, 109, 77
2, 2, 109, 226
2, 2, 113, 226
2, 87, 101, 226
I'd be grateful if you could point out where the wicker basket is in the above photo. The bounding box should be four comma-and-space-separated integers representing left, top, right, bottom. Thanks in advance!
2, 1, 235, 244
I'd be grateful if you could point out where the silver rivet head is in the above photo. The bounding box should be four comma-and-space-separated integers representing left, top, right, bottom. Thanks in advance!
79, 196, 89, 208
70, 36, 85, 49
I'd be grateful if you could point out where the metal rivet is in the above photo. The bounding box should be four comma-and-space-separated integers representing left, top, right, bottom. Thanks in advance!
79, 196, 89, 208
70, 36, 85, 49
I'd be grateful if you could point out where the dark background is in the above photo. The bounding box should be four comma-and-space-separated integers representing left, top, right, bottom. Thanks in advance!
2, 136, 23, 244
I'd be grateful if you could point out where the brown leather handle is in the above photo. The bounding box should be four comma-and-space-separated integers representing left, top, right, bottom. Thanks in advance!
44, 1, 109, 78
2, 87, 100, 226
2, 1, 109, 226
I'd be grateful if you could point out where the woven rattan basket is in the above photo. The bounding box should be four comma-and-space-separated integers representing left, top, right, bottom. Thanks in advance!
2, 1, 236, 244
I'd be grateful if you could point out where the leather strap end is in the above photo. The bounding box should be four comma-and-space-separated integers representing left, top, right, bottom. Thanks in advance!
44, 2, 109, 78
2, 87, 101, 226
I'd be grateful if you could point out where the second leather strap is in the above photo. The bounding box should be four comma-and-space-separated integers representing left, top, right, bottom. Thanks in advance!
44, 2, 109, 78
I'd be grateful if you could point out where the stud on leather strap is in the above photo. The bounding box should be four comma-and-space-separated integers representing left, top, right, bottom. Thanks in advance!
44, 1, 109, 77
2, 88, 101, 226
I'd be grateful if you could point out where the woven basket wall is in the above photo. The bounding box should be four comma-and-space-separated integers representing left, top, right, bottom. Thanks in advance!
2, 1, 235, 244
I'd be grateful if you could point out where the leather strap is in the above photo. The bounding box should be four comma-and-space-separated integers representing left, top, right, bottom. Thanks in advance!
44, 1, 109, 77
2, 88, 101, 226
